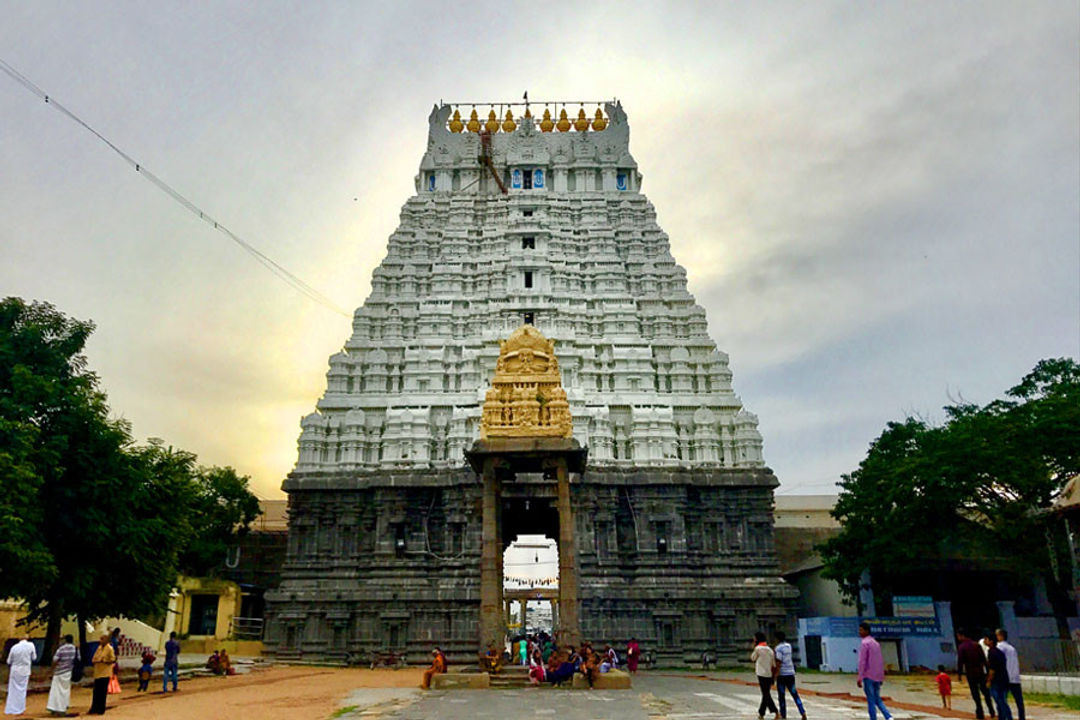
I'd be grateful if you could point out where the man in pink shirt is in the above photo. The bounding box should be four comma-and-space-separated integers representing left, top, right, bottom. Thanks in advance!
857, 622, 893, 720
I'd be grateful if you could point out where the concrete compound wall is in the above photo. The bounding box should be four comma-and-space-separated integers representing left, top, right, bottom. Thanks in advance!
801, 601, 1080, 675
1021, 674, 1080, 696
997, 601, 1080, 673
799, 602, 957, 673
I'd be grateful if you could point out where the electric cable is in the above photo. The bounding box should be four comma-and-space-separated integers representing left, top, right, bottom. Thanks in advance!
0, 57, 350, 317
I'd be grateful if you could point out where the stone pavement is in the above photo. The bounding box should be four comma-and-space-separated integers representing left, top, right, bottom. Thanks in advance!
333, 672, 1080, 720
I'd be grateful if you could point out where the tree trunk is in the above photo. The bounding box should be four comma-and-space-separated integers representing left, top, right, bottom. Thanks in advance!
78, 614, 89, 671
41, 601, 62, 665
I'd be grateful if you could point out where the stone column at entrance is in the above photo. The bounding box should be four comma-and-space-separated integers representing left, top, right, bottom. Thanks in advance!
556, 458, 581, 646
519, 599, 527, 632
479, 458, 504, 651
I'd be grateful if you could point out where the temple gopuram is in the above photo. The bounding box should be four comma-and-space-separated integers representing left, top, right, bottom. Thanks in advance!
264, 100, 796, 664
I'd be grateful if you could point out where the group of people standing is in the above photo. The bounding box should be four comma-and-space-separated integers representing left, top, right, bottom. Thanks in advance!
4, 629, 182, 716
956, 628, 1025, 720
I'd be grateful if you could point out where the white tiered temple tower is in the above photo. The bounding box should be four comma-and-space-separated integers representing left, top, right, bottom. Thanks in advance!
296, 101, 765, 474
269, 100, 794, 664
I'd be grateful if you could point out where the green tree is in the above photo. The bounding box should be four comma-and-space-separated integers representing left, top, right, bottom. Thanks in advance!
820, 358, 1080, 615
0, 298, 96, 613
0, 298, 260, 660
180, 464, 262, 576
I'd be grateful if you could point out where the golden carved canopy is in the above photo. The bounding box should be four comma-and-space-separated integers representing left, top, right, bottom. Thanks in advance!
480, 325, 572, 439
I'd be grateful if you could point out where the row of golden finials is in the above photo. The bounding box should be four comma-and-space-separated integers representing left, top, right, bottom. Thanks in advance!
448, 105, 608, 133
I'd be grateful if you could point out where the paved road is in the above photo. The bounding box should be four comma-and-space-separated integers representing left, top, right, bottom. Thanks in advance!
336, 674, 1029, 720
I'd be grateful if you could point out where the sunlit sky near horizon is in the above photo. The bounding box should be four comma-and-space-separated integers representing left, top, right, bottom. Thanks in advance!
2, 2, 1077, 500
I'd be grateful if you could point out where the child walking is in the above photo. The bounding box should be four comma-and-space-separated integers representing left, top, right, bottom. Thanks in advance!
935, 664, 952, 709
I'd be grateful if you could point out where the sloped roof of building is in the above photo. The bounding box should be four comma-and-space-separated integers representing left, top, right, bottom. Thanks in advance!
1052, 476, 1080, 514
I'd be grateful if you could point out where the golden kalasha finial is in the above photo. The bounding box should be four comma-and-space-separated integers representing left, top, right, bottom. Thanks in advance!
449, 108, 464, 133
556, 108, 571, 132
502, 109, 517, 133
574, 107, 590, 132
480, 325, 573, 439
523, 106, 533, 119
467, 108, 481, 133
539, 108, 554, 132
485, 109, 500, 133
591, 107, 607, 132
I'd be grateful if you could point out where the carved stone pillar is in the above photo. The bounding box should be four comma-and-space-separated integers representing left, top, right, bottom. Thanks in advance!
479, 457, 503, 651
556, 457, 581, 647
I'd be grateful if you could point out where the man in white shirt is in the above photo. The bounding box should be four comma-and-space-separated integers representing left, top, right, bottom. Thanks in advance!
751, 631, 779, 720
996, 628, 1025, 720
5, 634, 37, 715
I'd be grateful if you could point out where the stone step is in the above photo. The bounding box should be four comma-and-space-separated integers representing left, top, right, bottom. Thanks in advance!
488, 665, 534, 689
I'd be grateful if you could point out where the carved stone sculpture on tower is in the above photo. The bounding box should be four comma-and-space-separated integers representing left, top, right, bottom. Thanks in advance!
481, 325, 572, 439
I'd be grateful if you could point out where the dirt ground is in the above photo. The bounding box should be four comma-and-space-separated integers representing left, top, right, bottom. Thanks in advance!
13, 666, 422, 720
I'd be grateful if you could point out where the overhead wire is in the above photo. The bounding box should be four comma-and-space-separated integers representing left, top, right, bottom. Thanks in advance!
0, 56, 350, 318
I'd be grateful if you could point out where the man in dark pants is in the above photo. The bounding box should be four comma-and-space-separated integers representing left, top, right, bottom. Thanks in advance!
996, 628, 1025, 720
957, 629, 995, 719
986, 634, 1013, 719
88, 632, 115, 715
751, 631, 779, 720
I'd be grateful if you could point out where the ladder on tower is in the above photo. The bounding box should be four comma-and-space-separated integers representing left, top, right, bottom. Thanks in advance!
479, 129, 508, 195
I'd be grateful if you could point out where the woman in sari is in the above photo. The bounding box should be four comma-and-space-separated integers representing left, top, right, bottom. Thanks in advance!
626, 638, 640, 673
546, 647, 579, 686
528, 648, 546, 685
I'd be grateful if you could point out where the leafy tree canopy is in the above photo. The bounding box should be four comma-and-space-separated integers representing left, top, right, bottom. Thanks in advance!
180, 463, 262, 576
820, 358, 1080, 607
0, 297, 261, 655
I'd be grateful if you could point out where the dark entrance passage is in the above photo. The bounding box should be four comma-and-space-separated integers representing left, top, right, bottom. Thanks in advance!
501, 497, 559, 550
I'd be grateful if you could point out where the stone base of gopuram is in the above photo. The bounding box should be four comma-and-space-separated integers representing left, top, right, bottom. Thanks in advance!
264, 464, 795, 667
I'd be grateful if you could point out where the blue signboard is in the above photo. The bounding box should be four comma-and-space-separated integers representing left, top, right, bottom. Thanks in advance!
805, 614, 941, 637
866, 616, 941, 636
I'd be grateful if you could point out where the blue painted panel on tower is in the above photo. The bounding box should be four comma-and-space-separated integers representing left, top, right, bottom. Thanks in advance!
512, 169, 522, 189
534, 169, 544, 188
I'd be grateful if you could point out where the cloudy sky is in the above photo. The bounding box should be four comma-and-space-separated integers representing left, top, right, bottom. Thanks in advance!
2, 2, 1077, 499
